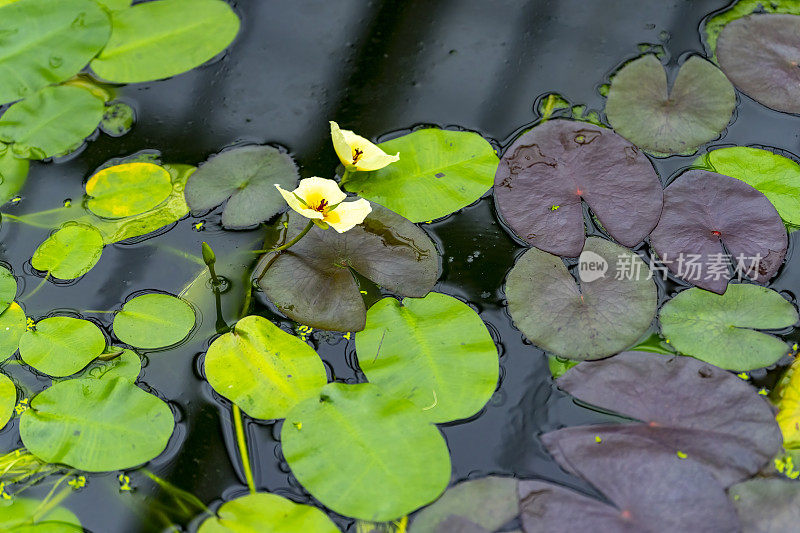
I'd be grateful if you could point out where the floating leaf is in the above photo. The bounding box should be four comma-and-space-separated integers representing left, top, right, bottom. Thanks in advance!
86, 162, 172, 218
776, 357, 800, 448
204, 315, 327, 420
548, 356, 579, 379
197, 492, 339, 533
505, 237, 657, 359
282, 383, 450, 521
650, 169, 787, 294
493, 119, 662, 257
342, 129, 498, 223
100, 101, 135, 137
184, 145, 300, 229
0, 0, 110, 105
0, 372, 15, 429
356, 293, 498, 423
729, 478, 800, 532
0, 265, 16, 312
20, 377, 174, 471
0, 302, 26, 362
70, 348, 141, 383
0, 144, 29, 204
703, 0, 800, 56
0, 497, 81, 531
113, 293, 195, 349
605, 55, 735, 155
90, 0, 240, 83
31, 223, 104, 279
0, 85, 105, 159
257, 205, 439, 332
19, 316, 106, 377
96, 0, 131, 10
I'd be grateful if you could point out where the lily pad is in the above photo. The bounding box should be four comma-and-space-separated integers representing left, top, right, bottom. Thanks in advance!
31, 223, 104, 280
493, 119, 662, 257
86, 162, 173, 218
204, 315, 327, 420
729, 478, 800, 533
660, 284, 798, 371
775, 357, 800, 448
282, 382, 451, 521
356, 293, 498, 423
257, 205, 439, 332
20, 377, 174, 471
90, 0, 240, 83
19, 316, 106, 377
505, 237, 657, 359
703, 0, 800, 56
650, 169, 788, 294
184, 145, 300, 229
70, 348, 141, 383
0, 265, 16, 312
0, 302, 26, 362
342, 128, 498, 223
717, 14, 800, 114
197, 492, 339, 533
0, 372, 15, 429
0, 498, 81, 531
0, 85, 105, 159
113, 293, 195, 349
0, 144, 29, 204
605, 55, 736, 155
0, 0, 110, 105
100, 101, 135, 137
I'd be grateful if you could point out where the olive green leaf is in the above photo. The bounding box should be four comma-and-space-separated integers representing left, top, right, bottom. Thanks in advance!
342, 129, 498, 222
0, 497, 82, 531
100, 101, 135, 137
86, 162, 173, 218
198, 492, 339, 533
204, 315, 327, 420
19, 316, 106, 377
20, 377, 175, 471
0, 265, 16, 312
113, 293, 195, 349
31, 223, 104, 279
0, 372, 15, 430
356, 293, 498, 423
282, 382, 450, 521
90, 0, 240, 83
0, 302, 26, 363
0, 144, 29, 204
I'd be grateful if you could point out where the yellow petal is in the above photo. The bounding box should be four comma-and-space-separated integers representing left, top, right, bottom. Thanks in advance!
293, 177, 347, 208
274, 184, 323, 220
324, 198, 373, 233
340, 129, 400, 171
330, 121, 354, 169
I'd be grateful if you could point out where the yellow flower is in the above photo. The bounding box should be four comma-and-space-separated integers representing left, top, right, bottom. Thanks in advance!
275, 177, 372, 233
330, 121, 400, 171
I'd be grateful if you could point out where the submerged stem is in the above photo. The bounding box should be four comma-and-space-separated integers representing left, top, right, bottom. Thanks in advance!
21, 274, 50, 301
251, 219, 314, 254
232, 404, 256, 494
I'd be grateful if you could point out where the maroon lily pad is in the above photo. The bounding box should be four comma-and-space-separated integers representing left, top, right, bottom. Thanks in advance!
494, 119, 663, 257
650, 169, 787, 294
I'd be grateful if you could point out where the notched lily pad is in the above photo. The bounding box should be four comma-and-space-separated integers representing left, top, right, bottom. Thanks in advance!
197, 492, 339, 533
19, 316, 106, 377
113, 293, 195, 349
31, 223, 104, 280
494, 119, 662, 257
86, 162, 173, 218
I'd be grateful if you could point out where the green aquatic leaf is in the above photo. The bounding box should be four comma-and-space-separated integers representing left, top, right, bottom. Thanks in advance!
204, 315, 327, 420
20, 377, 174, 471
86, 162, 173, 219
0, 497, 81, 531
67, 348, 141, 383
282, 382, 451, 521
342, 129, 498, 222
95, 0, 131, 11
0, 265, 16, 312
0, 85, 105, 159
19, 316, 106, 377
99, 101, 135, 137
31, 223, 104, 279
548, 355, 579, 379
113, 293, 195, 349
197, 492, 339, 533
659, 284, 798, 371
0, 144, 29, 204
90, 0, 240, 83
356, 292, 498, 423
0, 0, 110, 105
0, 372, 15, 430
0, 302, 26, 363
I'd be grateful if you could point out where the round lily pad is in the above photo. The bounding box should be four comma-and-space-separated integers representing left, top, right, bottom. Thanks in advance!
505, 237, 657, 359
20, 377, 174, 471
0, 144, 29, 204
0, 302, 26, 363
204, 315, 327, 420
19, 316, 106, 377
0, 372, 15, 430
31, 223, 104, 280
86, 162, 173, 218
0, 265, 16, 312
356, 293, 498, 423
198, 492, 339, 533
494, 119, 662, 257
605, 55, 736, 155
282, 382, 451, 521
0, 497, 81, 531
342, 128, 498, 223
113, 293, 195, 349
659, 284, 798, 371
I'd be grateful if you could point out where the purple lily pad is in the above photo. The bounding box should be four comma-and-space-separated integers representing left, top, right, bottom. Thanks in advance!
650, 169, 787, 294
494, 119, 663, 258
717, 14, 800, 114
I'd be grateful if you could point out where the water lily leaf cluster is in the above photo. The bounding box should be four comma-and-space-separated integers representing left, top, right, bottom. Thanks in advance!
197, 492, 339, 533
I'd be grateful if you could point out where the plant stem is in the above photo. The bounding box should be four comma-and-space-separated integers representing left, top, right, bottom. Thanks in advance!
0, 213, 57, 230
21, 275, 49, 301
251, 219, 314, 254
232, 404, 256, 494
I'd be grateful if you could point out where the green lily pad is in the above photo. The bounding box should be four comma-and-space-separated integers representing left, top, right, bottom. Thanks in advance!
197, 492, 339, 533
19, 316, 106, 377
31, 223, 104, 280
100, 101, 135, 137
204, 315, 327, 420
0, 498, 81, 531
342, 129, 498, 222
20, 377, 174, 471
70, 348, 141, 383
0, 0, 110, 105
282, 382, 451, 521
0, 302, 26, 363
113, 293, 195, 349
659, 284, 798, 371
90, 0, 240, 83
0, 372, 15, 430
729, 478, 800, 532
185, 145, 300, 229
0, 144, 29, 204
356, 292, 498, 423
548, 356, 579, 378
86, 162, 173, 218
0, 265, 16, 312
505, 237, 657, 359
96, 0, 131, 10
0, 85, 105, 159
605, 55, 735, 155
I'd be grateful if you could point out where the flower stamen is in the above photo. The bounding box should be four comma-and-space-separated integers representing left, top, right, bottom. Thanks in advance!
352, 148, 363, 165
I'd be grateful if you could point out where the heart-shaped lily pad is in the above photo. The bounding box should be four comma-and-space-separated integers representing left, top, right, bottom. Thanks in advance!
650, 169, 788, 294
113, 293, 195, 349
505, 237, 657, 359
0, 372, 15, 430
19, 316, 106, 377
605, 55, 736, 155
197, 492, 339, 533
494, 119, 662, 257
257, 205, 439, 332
659, 284, 798, 371
0, 302, 26, 363
31, 223, 104, 280
0, 265, 16, 312
184, 145, 300, 229
729, 478, 800, 532
0, 497, 82, 531
717, 14, 800, 114
86, 162, 173, 218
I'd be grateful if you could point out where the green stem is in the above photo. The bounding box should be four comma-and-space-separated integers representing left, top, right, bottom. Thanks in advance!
251, 219, 314, 254
232, 404, 256, 494
0, 213, 58, 230
21, 274, 49, 301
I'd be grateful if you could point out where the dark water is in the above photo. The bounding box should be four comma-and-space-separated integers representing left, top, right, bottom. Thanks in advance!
1, 0, 799, 531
